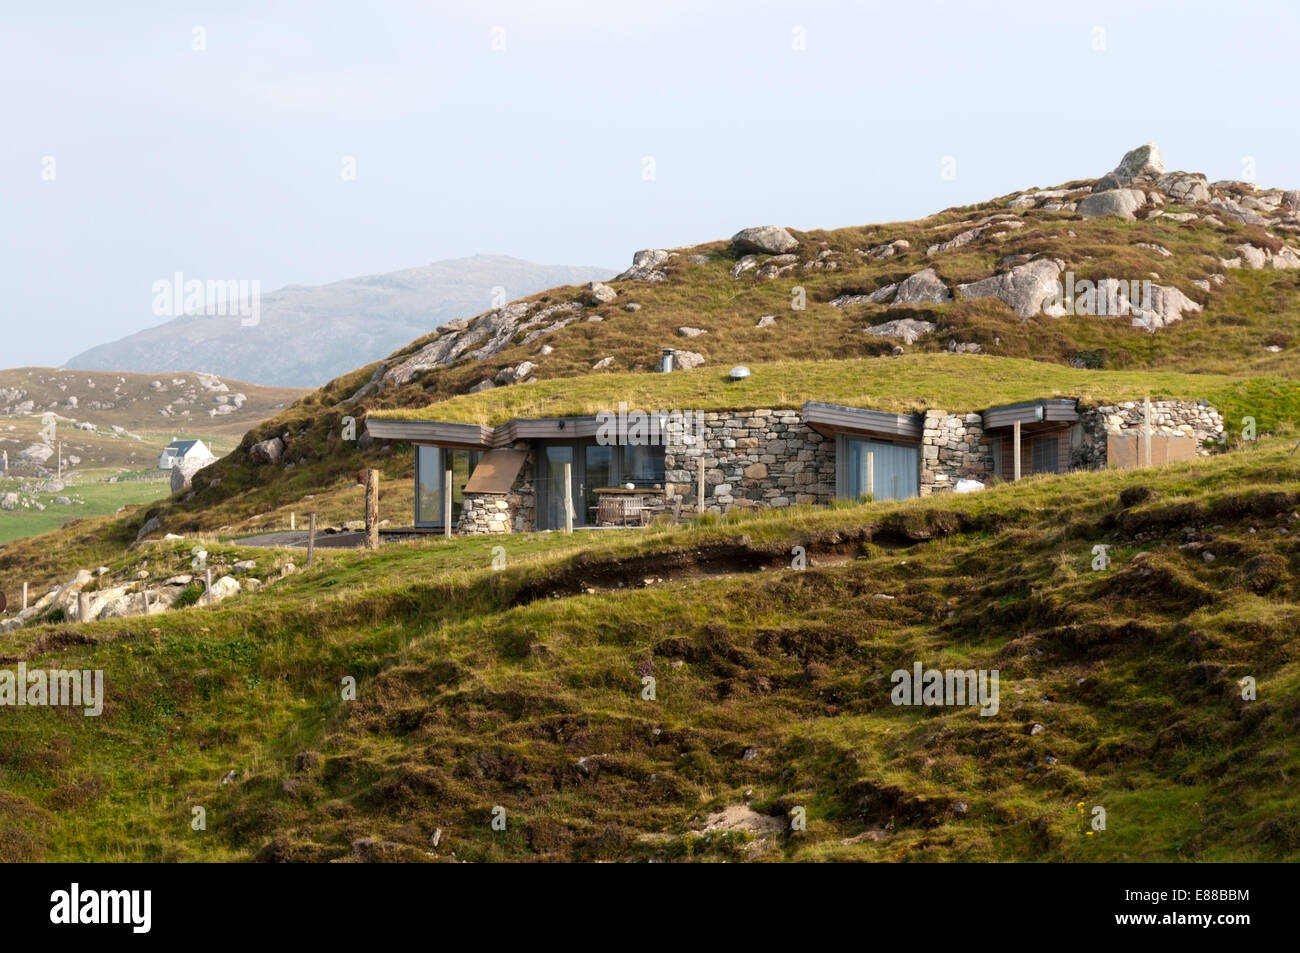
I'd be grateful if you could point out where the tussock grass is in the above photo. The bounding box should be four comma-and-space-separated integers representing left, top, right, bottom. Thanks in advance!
1, 441, 1298, 861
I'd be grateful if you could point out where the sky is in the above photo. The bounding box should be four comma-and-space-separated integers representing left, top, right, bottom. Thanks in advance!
2, 0, 1298, 368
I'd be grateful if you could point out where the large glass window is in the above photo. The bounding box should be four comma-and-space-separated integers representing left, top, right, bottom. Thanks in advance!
415, 447, 480, 527
843, 437, 919, 501
622, 443, 665, 486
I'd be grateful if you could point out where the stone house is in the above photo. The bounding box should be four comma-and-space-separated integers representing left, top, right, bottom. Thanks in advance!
365, 397, 1224, 534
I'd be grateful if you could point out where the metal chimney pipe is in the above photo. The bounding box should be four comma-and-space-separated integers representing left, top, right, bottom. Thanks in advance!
660, 348, 675, 373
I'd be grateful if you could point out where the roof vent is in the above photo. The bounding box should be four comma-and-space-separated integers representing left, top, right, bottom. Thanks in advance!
729, 365, 751, 382
659, 348, 675, 373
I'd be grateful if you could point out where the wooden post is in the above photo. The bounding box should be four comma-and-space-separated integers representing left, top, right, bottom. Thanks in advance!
697, 456, 705, 515
205, 566, 213, 605
1143, 396, 1152, 468
1012, 420, 1022, 481
78, 591, 90, 623
307, 513, 317, 568
291, 511, 296, 531
366, 469, 380, 550
563, 462, 574, 534
443, 468, 453, 539
866, 451, 875, 500
57, 442, 62, 481
22, 582, 28, 612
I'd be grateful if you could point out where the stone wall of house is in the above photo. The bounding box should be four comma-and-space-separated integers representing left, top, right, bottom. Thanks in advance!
921, 411, 992, 494
662, 409, 836, 514
1074, 400, 1225, 469
456, 446, 536, 534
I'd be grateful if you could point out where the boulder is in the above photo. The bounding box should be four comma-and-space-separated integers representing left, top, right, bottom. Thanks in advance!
958, 258, 1065, 319
134, 515, 162, 543
1207, 196, 1267, 226
892, 268, 952, 305
250, 437, 285, 465
1155, 172, 1210, 205
1077, 188, 1146, 220
673, 350, 706, 370
614, 249, 671, 282
1094, 143, 1164, 191
19, 443, 54, 464
677, 327, 707, 337
584, 281, 617, 305
731, 226, 799, 255
864, 318, 936, 344
205, 575, 242, 604
0, 492, 16, 511
1131, 284, 1203, 330
729, 255, 758, 278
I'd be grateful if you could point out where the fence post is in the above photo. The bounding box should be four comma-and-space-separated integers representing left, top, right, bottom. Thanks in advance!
205, 566, 213, 605
307, 513, 317, 568
78, 591, 90, 623
366, 470, 381, 550
866, 451, 874, 500
22, 582, 28, 612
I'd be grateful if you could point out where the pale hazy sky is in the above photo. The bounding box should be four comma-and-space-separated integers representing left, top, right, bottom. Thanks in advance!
2, 0, 1298, 368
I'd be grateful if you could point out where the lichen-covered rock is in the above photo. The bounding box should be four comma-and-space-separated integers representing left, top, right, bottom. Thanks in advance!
615, 249, 671, 282
893, 268, 951, 305
1094, 143, 1164, 191
730, 226, 799, 255
250, 437, 285, 465
864, 318, 935, 344
958, 259, 1065, 318
1077, 188, 1146, 220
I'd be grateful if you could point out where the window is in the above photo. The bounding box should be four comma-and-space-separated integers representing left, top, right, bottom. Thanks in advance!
415, 447, 480, 527
1031, 437, 1059, 475
842, 437, 919, 501
622, 443, 665, 486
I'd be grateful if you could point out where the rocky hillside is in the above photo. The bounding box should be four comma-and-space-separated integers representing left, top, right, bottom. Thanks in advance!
64, 255, 616, 388
353, 142, 1300, 405
8, 143, 1300, 562
0, 368, 303, 476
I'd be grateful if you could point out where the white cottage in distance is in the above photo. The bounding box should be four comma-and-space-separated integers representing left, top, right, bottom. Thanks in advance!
158, 438, 215, 471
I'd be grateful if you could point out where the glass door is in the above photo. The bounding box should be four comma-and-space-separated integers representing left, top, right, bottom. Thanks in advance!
542, 444, 580, 529
583, 443, 613, 523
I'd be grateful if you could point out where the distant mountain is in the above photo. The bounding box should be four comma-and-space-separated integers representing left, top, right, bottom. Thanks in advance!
63, 255, 616, 387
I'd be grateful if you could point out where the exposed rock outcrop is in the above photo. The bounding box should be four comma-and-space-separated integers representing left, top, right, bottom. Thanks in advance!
958, 258, 1065, 319
1094, 143, 1164, 191
731, 226, 799, 255
1077, 188, 1146, 221
892, 268, 951, 305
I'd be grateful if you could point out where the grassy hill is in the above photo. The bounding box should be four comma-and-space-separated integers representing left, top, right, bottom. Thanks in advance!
1, 440, 1297, 860
2, 147, 1299, 862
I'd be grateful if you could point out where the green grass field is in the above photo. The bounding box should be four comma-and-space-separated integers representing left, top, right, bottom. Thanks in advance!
2, 439, 1297, 861
0, 475, 171, 546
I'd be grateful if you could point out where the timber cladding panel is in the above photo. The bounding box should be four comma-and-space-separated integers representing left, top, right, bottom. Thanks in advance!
1106, 432, 1197, 469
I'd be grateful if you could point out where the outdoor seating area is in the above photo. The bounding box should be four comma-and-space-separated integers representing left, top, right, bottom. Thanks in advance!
592, 487, 656, 527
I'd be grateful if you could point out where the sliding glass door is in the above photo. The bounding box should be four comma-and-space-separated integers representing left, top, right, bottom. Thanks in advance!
415, 446, 480, 528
